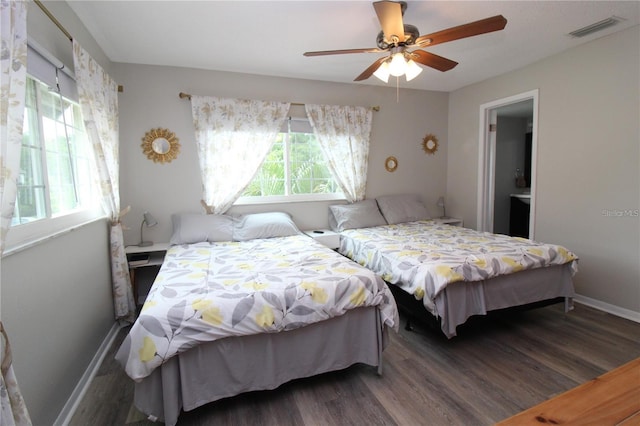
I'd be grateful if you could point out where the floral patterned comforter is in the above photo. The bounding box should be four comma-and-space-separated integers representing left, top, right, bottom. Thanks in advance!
116, 235, 398, 381
340, 221, 578, 315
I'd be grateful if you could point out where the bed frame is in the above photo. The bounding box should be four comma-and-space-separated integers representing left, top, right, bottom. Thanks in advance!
133, 306, 388, 425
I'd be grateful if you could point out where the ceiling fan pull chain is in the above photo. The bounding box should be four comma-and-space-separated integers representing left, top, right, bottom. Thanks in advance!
396, 76, 400, 103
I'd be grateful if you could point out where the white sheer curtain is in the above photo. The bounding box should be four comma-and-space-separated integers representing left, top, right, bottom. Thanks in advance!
0, 2, 32, 425
190, 96, 290, 214
73, 41, 135, 323
305, 104, 373, 202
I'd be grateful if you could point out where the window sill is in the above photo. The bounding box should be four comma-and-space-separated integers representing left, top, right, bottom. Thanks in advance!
234, 193, 346, 205
3, 215, 107, 258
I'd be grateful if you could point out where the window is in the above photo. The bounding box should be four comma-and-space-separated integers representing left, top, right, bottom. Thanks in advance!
240, 118, 342, 202
13, 76, 94, 226
5, 44, 101, 252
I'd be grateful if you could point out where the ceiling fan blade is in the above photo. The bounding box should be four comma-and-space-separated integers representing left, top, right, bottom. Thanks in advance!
354, 57, 389, 81
409, 50, 458, 72
373, 1, 405, 44
304, 47, 383, 57
415, 15, 507, 48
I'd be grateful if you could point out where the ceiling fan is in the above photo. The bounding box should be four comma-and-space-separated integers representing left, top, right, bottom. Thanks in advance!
303, 1, 507, 82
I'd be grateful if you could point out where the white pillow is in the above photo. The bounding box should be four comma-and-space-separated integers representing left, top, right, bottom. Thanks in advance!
328, 199, 387, 232
376, 194, 429, 224
169, 213, 234, 245
233, 212, 301, 241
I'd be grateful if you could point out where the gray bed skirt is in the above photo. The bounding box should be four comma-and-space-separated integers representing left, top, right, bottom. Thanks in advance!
435, 263, 576, 337
134, 306, 388, 425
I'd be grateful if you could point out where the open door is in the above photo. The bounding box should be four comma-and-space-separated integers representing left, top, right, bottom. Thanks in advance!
478, 90, 539, 237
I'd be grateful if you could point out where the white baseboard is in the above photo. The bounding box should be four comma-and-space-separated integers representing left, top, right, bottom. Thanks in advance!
574, 294, 640, 323
54, 322, 122, 426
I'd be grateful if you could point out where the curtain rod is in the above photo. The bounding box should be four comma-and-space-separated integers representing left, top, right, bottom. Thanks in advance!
33, 0, 123, 93
179, 92, 380, 111
34, 0, 72, 42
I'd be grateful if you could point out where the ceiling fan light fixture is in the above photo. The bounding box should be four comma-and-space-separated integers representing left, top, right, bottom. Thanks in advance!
405, 59, 422, 81
388, 52, 407, 77
373, 61, 391, 82
304, 3, 508, 84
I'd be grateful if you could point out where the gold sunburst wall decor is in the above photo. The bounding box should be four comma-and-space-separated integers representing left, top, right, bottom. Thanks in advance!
422, 133, 439, 155
385, 156, 398, 172
141, 128, 180, 164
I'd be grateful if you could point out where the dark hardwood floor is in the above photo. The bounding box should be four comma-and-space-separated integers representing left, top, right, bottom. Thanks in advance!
70, 303, 640, 426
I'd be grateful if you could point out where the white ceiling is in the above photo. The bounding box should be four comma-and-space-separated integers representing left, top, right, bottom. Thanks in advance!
67, 1, 639, 92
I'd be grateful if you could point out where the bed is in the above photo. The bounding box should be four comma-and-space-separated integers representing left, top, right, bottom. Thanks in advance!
328, 196, 578, 338
115, 212, 398, 425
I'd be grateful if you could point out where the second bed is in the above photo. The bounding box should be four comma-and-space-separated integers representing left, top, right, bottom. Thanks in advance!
329, 197, 578, 338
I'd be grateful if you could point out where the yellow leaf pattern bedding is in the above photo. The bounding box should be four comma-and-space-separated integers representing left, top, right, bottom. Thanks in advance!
116, 235, 399, 381
340, 221, 578, 315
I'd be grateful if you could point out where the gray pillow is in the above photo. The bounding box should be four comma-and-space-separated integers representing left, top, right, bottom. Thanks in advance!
233, 212, 301, 241
169, 213, 234, 245
376, 194, 429, 224
328, 199, 387, 232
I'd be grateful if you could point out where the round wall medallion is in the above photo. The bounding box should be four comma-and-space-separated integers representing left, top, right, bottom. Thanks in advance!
141, 128, 180, 163
422, 134, 439, 155
385, 156, 398, 172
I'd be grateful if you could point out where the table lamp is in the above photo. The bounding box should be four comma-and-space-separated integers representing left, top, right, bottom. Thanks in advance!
139, 211, 158, 247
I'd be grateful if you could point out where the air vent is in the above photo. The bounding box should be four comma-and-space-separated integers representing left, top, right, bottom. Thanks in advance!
568, 16, 624, 38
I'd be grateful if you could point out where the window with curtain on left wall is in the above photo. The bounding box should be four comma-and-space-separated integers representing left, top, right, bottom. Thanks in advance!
5, 44, 101, 252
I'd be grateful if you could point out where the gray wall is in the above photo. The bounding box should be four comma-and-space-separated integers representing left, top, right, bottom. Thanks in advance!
113, 63, 450, 245
1, 220, 113, 425
447, 26, 640, 313
0, 2, 115, 425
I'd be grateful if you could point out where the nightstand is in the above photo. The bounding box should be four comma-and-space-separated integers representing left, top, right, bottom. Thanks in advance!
126, 243, 169, 305
432, 217, 463, 227
303, 229, 341, 250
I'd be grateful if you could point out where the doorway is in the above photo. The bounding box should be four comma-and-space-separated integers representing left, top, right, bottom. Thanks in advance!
477, 90, 538, 238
